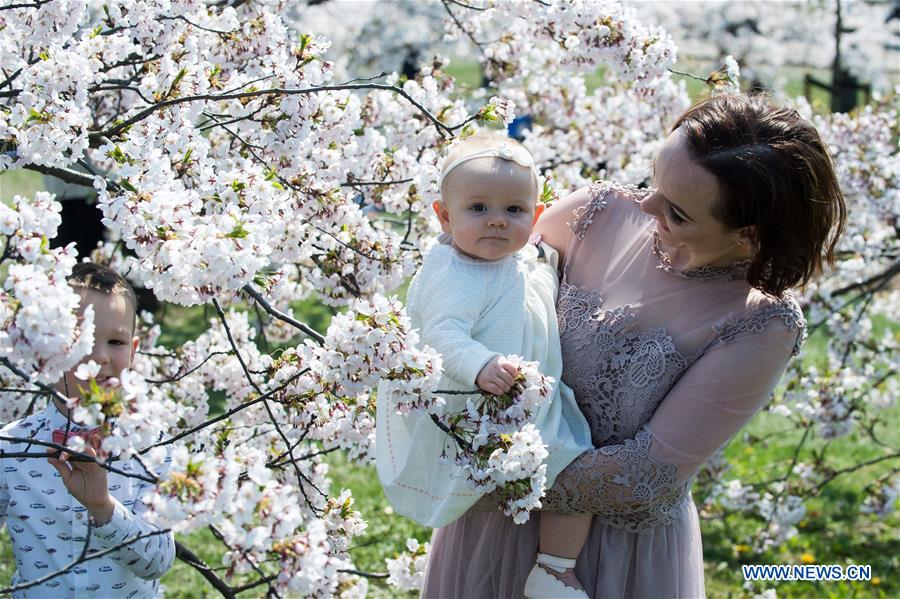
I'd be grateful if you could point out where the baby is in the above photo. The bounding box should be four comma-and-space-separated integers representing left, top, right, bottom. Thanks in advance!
376, 133, 593, 598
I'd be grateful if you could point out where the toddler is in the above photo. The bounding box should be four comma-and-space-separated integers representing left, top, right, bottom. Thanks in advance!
0, 262, 175, 598
376, 133, 593, 598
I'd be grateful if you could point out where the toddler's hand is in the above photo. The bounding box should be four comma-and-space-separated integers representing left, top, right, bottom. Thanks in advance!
475, 356, 518, 396
47, 430, 115, 525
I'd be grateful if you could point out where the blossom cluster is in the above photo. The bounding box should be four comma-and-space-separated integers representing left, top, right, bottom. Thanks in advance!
264, 295, 444, 463
384, 538, 430, 592
0, 193, 93, 391
442, 0, 689, 188
430, 357, 554, 523
706, 478, 808, 552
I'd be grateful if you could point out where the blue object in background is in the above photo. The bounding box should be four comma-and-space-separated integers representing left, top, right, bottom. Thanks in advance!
507, 115, 533, 141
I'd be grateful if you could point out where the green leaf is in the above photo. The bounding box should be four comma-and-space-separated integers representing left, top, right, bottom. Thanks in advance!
252, 269, 278, 288
106, 145, 128, 165
25, 109, 51, 125
171, 67, 188, 89
119, 179, 138, 193
226, 222, 249, 239
477, 104, 498, 123
298, 33, 312, 55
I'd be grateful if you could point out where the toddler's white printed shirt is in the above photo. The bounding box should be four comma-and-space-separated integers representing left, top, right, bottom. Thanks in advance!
0, 402, 175, 598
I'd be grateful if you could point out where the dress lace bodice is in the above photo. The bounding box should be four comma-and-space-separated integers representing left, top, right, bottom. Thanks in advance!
557, 283, 687, 447
538, 182, 805, 532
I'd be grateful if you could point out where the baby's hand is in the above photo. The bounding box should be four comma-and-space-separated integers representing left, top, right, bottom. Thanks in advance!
475, 356, 519, 396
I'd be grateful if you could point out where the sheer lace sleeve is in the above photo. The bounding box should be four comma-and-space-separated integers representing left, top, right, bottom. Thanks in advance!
543, 313, 800, 531
532, 186, 594, 266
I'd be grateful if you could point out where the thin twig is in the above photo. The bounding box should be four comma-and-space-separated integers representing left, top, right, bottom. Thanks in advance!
668, 67, 711, 83
0, 529, 170, 594
140, 367, 309, 454
242, 285, 325, 345
336, 568, 389, 580
209, 525, 281, 598
812, 451, 900, 494
144, 350, 233, 384
0, 357, 77, 410
211, 299, 323, 513
0, 436, 158, 483
341, 178, 414, 187
430, 414, 472, 452
94, 83, 455, 141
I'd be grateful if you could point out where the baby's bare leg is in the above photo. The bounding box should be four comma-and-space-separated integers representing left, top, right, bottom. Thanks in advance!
540, 512, 592, 557
538, 512, 592, 589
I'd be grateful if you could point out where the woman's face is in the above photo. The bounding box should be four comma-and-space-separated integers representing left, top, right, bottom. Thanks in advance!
640, 127, 751, 267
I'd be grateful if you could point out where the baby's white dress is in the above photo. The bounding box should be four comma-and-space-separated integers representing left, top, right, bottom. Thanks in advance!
376, 241, 593, 527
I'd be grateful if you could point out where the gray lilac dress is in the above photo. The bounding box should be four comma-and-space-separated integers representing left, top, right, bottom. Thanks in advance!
421, 182, 806, 599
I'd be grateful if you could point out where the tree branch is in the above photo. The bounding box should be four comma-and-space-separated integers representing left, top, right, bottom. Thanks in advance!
93, 82, 455, 142
242, 284, 325, 345
0, 436, 158, 483
176, 540, 235, 598
211, 299, 323, 513
0, 357, 77, 408
0, 529, 170, 595
20, 163, 118, 192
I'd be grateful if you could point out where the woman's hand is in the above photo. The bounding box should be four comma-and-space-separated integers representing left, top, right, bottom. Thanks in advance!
47, 431, 116, 525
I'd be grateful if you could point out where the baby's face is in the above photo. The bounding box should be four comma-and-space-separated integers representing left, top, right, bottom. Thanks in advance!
435, 158, 541, 261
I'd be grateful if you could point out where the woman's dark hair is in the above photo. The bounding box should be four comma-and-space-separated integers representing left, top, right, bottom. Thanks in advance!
672, 93, 846, 297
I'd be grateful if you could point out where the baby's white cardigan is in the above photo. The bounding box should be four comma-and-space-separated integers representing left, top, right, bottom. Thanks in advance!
376, 242, 592, 527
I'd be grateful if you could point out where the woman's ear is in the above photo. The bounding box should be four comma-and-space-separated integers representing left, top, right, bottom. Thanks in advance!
532, 203, 545, 226
735, 226, 757, 247
130, 336, 139, 364
432, 200, 452, 234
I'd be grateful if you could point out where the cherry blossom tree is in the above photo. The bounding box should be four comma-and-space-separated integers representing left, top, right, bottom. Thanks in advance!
630, 0, 900, 95
1, 0, 897, 596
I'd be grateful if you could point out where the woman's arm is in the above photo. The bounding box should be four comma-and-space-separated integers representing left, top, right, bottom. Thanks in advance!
542, 319, 798, 520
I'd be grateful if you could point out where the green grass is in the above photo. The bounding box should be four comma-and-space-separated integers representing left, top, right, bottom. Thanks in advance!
0, 169, 43, 204
704, 402, 900, 598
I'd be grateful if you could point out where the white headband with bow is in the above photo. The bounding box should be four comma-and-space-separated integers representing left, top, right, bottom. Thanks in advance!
439, 142, 540, 188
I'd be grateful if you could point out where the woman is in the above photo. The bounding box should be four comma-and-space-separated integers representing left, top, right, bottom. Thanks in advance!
421, 93, 846, 598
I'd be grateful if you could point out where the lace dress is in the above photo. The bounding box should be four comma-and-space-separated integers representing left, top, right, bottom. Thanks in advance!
421, 182, 806, 599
